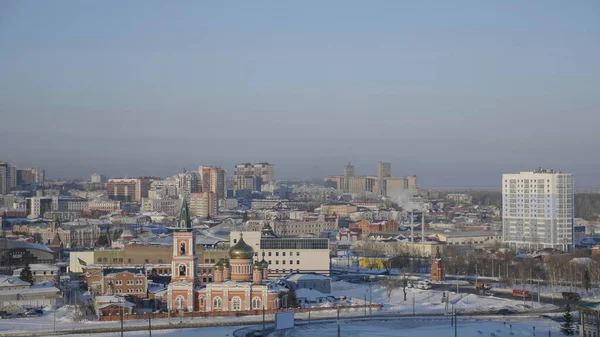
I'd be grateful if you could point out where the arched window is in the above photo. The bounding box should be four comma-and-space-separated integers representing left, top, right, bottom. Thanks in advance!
252, 297, 262, 310
200, 297, 205, 307
213, 297, 222, 308
180, 242, 186, 255
232, 297, 241, 311
176, 296, 185, 309
179, 264, 186, 276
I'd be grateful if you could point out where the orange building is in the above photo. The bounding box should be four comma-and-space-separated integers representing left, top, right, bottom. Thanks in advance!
102, 268, 147, 298
349, 219, 399, 235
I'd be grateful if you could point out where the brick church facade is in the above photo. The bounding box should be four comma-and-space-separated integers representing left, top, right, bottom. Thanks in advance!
166, 199, 284, 313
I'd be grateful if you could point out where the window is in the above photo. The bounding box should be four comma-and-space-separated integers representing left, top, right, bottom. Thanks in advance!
282, 252, 286, 257
116, 288, 122, 293
116, 280, 122, 285
296, 252, 300, 256
276, 252, 279, 256
275, 261, 279, 264
176, 296, 185, 309
232, 297, 242, 311
268, 252, 272, 256
128, 259, 132, 263
205, 259, 209, 263
97, 258, 102, 263
103, 258, 108, 263
233, 239, 237, 243
145, 259, 149, 263
252, 297, 262, 309
119, 258, 123, 263
158, 259, 163, 264
213, 297, 222, 308
200, 297, 205, 306
290, 260, 293, 265
210, 259, 215, 263
297, 260, 300, 265
269, 260, 272, 264
282, 260, 286, 264
113, 258, 117, 263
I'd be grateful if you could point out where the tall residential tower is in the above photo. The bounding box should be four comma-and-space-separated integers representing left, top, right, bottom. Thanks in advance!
502, 169, 574, 251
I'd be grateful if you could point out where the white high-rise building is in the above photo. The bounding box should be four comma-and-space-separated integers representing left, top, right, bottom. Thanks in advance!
502, 169, 574, 251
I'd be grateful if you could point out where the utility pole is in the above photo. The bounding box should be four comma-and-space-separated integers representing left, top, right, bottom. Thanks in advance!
337, 305, 341, 337
120, 305, 124, 337
454, 306, 457, 337
412, 293, 415, 316
262, 305, 265, 331
148, 312, 152, 337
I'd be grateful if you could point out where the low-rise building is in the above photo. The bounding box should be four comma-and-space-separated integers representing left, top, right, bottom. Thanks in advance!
320, 203, 358, 217
102, 268, 147, 298
428, 231, 502, 246
94, 295, 135, 317
13, 264, 59, 283
349, 219, 398, 235
284, 273, 331, 293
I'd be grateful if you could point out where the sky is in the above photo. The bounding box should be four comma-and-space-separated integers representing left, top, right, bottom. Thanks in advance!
1, 1, 599, 187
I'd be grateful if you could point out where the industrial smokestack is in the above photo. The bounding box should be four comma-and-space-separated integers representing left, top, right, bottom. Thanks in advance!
410, 212, 414, 244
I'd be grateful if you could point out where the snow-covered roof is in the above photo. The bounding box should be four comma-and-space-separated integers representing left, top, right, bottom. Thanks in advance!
0, 276, 30, 288
285, 273, 331, 282
0, 286, 59, 296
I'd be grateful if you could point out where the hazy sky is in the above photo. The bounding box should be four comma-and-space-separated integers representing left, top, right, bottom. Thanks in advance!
1, 1, 599, 187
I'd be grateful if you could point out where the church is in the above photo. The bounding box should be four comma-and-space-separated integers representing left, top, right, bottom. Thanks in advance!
166, 199, 285, 312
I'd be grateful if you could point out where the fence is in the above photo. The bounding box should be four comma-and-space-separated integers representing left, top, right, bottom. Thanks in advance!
98, 304, 383, 321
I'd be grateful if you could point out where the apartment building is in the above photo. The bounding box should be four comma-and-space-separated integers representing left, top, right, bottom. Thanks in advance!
502, 169, 574, 251
271, 220, 337, 237
0, 162, 15, 194
87, 199, 121, 213
16, 168, 43, 185
230, 231, 330, 277
234, 162, 275, 192
199, 166, 225, 199
188, 192, 217, 218
26, 196, 53, 217
106, 177, 153, 202
141, 198, 182, 216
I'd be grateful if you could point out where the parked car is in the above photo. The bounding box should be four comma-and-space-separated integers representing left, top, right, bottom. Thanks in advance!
497, 309, 517, 315
1, 312, 23, 319
25, 309, 43, 317
561, 292, 581, 301
512, 289, 531, 298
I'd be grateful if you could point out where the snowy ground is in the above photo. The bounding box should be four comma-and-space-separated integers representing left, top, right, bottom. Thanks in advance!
0, 281, 559, 335
52, 325, 241, 337
272, 318, 568, 337
330, 281, 558, 314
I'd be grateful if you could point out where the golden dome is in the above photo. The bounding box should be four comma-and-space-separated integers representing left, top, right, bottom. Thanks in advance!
228, 234, 254, 260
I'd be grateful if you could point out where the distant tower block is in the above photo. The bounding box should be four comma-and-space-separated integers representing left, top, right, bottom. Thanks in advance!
430, 246, 446, 281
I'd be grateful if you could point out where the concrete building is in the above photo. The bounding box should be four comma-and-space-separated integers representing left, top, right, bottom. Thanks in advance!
377, 162, 391, 196
141, 198, 182, 217
326, 162, 418, 196
502, 169, 574, 251
87, 199, 121, 213
26, 196, 53, 218
199, 166, 226, 199
189, 192, 217, 219
319, 202, 358, 217
15, 168, 44, 185
0, 162, 15, 194
91, 173, 107, 183
106, 178, 153, 202
234, 163, 275, 192
230, 231, 330, 277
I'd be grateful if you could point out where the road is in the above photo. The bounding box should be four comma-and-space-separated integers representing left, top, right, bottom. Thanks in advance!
431, 283, 580, 310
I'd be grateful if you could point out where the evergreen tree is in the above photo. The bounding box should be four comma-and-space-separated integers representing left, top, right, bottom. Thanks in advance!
242, 211, 249, 223
96, 232, 110, 247
560, 304, 575, 335
583, 270, 591, 293
287, 287, 299, 308
19, 263, 34, 285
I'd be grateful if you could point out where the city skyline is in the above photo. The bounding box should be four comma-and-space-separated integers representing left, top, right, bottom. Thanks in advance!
1, 1, 599, 187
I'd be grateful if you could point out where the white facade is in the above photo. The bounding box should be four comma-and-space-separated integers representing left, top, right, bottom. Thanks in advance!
230, 231, 330, 277
502, 169, 574, 251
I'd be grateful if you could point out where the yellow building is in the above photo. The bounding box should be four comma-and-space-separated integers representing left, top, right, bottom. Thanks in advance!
320, 203, 358, 217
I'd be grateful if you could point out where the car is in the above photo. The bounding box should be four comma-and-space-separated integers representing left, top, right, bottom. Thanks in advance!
1, 312, 23, 319
25, 309, 43, 317
485, 291, 494, 296
497, 309, 517, 315
539, 314, 552, 319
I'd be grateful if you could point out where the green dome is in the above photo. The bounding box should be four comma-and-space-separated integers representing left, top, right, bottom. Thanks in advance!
254, 263, 263, 270
228, 234, 254, 259
259, 259, 269, 269
214, 260, 224, 270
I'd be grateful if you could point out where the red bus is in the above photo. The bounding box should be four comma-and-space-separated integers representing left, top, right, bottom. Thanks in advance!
512, 289, 531, 298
